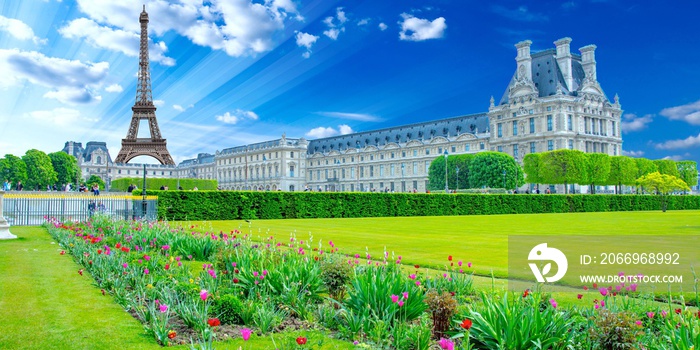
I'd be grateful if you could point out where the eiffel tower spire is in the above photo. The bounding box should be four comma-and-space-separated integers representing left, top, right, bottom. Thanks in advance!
115, 5, 174, 165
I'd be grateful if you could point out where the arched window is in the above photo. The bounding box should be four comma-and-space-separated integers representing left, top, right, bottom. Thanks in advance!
96, 156, 102, 164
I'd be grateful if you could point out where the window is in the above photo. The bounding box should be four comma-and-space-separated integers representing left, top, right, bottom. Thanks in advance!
290, 152, 295, 158
425, 149, 430, 155
512, 121, 518, 136
370, 165, 374, 177
513, 144, 519, 158
380, 154, 384, 160
413, 150, 418, 156
451, 146, 456, 153
325, 169, 328, 179
547, 140, 554, 151
359, 166, 364, 178
599, 120, 604, 135
547, 106, 552, 111
425, 161, 430, 173
465, 144, 470, 151
370, 155, 374, 161
401, 163, 405, 176
480, 142, 485, 150
497, 146, 503, 152
530, 142, 536, 153
390, 164, 395, 176
568, 139, 574, 150
118, 170, 122, 174
402, 151, 406, 157
438, 147, 443, 154
547, 115, 553, 131
612, 121, 616, 136
613, 145, 618, 156
341, 168, 345, 179
380, 165, 384, 177
567, 115, 573, 131
529, 118, 535, 133
413, 162, 417, 175
497, 123, 502, 137
342, 158, 346, 163
96, 156, 102, 164
350, 168, 355, 179
317, 170, 320, 179
391, 152, 395, 159
512, 112, 516, 117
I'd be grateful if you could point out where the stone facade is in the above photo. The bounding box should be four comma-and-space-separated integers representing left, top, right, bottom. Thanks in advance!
67, 37, 623, 193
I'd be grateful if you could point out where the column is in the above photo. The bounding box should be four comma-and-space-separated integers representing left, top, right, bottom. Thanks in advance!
0, 191, 17, 239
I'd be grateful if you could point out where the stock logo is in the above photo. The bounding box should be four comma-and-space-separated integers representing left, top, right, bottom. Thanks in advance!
528, 243, 568, 283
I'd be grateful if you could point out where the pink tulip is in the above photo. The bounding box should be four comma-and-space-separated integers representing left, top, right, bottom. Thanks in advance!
241, 328, 252, 341
200, 289, 209, 301
159, 304, 168, 313
549, 298, 558, 309
599, 288, 608, 297
402, 291, 409, 300
391, 294, 399, 303
438, 338, 454, 350
398, 300, 404, 307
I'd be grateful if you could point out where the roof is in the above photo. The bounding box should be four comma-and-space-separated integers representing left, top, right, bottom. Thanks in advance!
307, 113, 488, 155
82, 141, 112, 163
219, 138, 303, 155
499, 49, 587, 105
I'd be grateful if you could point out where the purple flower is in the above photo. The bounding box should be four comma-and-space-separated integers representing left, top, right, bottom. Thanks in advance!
438, 338, 454, 350
549, 298, 558, 309
240, 328, 252, 341
391, 294, 399, 303
200, 289, 209, 301
144, 268, 149, 275
599, 288, 608, 296
402, 291, 409, 300
159, 304, 168, 313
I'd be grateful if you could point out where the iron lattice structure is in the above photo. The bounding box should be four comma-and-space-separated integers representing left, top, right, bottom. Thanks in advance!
115, 6, 174, 165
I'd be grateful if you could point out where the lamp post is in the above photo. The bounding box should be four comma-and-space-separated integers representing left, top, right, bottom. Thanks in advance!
401, 163, 405, 192
443, 150, 448, 193
456, 166, 459, 192
502, 170, 506, 190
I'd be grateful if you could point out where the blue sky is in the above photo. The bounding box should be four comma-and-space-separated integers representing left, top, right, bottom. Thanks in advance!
1, 0, 699, 165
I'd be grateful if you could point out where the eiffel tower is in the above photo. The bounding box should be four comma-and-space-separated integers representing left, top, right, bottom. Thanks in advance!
115, 5, 174, 165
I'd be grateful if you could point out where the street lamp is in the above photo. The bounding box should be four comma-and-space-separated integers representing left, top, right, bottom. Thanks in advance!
502, 170, 506, 190
456, 166, 459, 192
443, 150, 448, 193
401, 163, 405, 192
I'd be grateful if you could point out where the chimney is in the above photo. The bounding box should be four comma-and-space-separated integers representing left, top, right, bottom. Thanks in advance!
554, 37, 573, 90
515, 40, 533, 81
579, 44, 597, 81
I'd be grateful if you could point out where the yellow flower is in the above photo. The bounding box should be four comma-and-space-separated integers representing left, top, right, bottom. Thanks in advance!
170, 256, 174, 262
189, 279, 194, 284
147, 284, 154, 289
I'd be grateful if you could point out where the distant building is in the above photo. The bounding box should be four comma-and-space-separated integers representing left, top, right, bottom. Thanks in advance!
65, 37, 623, 193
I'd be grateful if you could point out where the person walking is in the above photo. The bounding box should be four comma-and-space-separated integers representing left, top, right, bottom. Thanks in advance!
15, 181, 23, 191
3, 179, 11, 191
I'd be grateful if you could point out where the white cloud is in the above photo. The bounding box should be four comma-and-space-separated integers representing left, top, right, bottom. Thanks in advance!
620, 113, 653, 133
317, 111, 381, 122
357, 18, 370, 26
215, 109, 259, 124
378, 22, 388, 31
622, 149, 644, 157
59, 18, 175, 66
173, 104, 194, 112
305, 124, 355, 138
323, 7, 347, 40
0, 49, 108, 104
660, 100, 700, 125
72, 0, 302, 58
153, 99, 165, 107
398, 13, 446, 41
25, 108, 81, 126
306, 126, 338, 139
295, 31, 318, 58
654, 133, 700, 150
491, 5, 549, 22
338, 124, 354, 134
105, 84, 123, 93
662, 154, 688, 161
0, 15, 46, 44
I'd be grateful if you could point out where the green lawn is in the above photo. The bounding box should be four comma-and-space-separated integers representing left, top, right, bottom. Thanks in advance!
195, 210, 700, 278
0, 227, 353, 350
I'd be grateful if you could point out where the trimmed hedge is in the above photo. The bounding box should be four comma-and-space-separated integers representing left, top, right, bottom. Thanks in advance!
111, 177, 218, 191
143, 191, 700, 221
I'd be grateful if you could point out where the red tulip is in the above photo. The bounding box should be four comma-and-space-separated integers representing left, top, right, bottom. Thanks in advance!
448, 255, 453, 261
207, 318, 221, 327
460, 319, 472, 330
675, 308, 682, 314
167, 330, 176, 339
296, 337, 307, 345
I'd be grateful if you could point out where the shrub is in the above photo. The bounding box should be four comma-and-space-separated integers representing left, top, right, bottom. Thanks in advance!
320, 256, 354, 301
211, 294, 243, 325
424, 289, 458, 339
588, 308, 642, 349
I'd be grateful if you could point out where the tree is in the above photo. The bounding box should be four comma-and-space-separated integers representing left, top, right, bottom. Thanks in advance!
584, 153, 611, 194
467, 152, 524, 190
539, 149, 588, 194
0, 154, 28, 187
49, 152, 81, 188
428, 153, 476, 191
676, 161, 698, 191
654, 159, 679, 177
22, 149, 57, 190
523, 153, 542, 186
634, 157, 657, 194
607, 156, 638, 194
636, 172, 690, 212
86, 175, 105, 190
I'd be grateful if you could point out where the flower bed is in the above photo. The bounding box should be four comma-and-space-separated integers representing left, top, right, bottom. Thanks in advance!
45, 215, 699, 349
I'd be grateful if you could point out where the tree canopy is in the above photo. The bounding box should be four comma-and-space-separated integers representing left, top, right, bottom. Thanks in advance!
539, 149, 588, 193
22, 149, 57, 190
584, 153, 611, 194
86, 175, 105, 190
676, 161, 698, 189
467, 152, 524, 189
654, 159, 680, 178
523, 153, 542, 184
0, 154, 27, 186
49, 151, 81, 188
